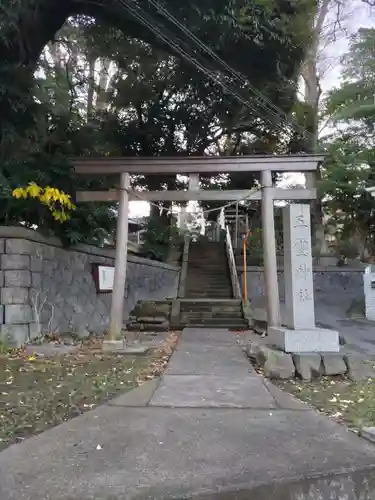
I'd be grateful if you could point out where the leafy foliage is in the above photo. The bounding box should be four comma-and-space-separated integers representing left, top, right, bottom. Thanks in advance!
12, 183, 76, 222
141, 216, 182, 261
0, 1, 317, 246
321, 27, 375, 255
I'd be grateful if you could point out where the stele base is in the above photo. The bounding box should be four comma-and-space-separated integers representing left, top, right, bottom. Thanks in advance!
267, 326, 340, 353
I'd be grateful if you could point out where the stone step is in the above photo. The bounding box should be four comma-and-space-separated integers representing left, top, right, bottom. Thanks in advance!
179, 300, 242, 306
185, 292, 233, 297
186, 291, 232, 295
181, 307, 242, 318
187, 265, 228, 270
186, 286, 232, 291
186, 281, 231, 286
186, 271, 231, 276
181, 320, 248, 328
185, 296, 233, 300
180, 304, 242, 312
181, 315, 244, 321
180, 312, 245, 320
186, 287, 233, 299
186, 284, 232, 289
186, 287, 232, 291
186, 280, 231, 284
186, 275, 231, 280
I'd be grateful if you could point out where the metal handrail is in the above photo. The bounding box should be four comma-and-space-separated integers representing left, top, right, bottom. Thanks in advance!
177, 233, 191, 297
225, 225, 242, 299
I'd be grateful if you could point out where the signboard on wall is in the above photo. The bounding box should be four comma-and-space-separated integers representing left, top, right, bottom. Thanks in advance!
91, 264, 129, 296
92, 264, 115, 293
98, 266, 115, 292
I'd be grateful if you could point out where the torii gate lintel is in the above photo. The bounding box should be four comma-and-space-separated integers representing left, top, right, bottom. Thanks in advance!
71, 154, 323, 339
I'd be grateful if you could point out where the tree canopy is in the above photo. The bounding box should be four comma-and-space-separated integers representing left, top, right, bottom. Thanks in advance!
320, 27, 375, 258
0, 0, 318, 245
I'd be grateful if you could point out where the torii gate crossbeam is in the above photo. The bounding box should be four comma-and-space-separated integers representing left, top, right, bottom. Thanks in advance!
72, 154, 324, 339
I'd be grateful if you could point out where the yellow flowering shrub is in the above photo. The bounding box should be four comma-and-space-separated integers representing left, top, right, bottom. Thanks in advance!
12, 182, 76, 222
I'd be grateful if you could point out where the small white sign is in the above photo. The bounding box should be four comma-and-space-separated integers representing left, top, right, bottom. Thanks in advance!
98, 266, 115, 291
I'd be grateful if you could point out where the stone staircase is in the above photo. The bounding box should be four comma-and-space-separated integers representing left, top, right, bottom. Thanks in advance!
181, 241, 247, 329
179, 299, 247, 329
185, 242, 233, 298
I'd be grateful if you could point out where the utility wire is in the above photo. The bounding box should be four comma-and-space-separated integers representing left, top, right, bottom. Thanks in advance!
115, 0, 302, 133
122, 0, 313, 140
147, 0, 312, 137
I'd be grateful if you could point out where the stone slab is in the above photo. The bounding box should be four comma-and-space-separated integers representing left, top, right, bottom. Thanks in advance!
165, 342, 252, 375
137, 315, 168, 324
1, 254, 30, 270
321, 353, 348, 376
5, 238, 32, 255
255, 345, 295, 379
263, 380, 310, 411
121, 346, 151, 355
102, 340, 125, 352
0, 324, 28, 346
181, 327, 235, 345
1, 287, 29, 305
4, 270, 31, 288
1, 406, 375, 500
109, 379, 159, 407
268, 326, 340, 353
150, 374, 277, 408
344, 355, 375, 382
361, 427, 375, 444
24, 344, 79, 357
102, 340, 150, 355
5, 304, 32, 324
293, 353, 322, 381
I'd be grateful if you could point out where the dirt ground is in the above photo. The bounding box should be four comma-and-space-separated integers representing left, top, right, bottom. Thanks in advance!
0, 332, 178, 450
276, 373, 375, 433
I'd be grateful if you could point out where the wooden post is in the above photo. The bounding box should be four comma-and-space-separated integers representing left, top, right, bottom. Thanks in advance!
261, 170, 280, 327
109, 172, 130, 339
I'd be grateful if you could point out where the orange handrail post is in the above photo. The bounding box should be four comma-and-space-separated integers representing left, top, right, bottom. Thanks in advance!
243, 233, 247, 302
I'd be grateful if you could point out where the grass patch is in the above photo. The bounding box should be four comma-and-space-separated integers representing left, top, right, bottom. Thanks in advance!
276, 375, 375, 432
0, 333, 177, 450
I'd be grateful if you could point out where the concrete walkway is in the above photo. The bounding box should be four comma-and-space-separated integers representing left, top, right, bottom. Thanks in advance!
1, 329, 375, 499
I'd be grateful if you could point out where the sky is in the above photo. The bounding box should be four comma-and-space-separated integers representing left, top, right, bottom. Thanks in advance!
129, 2, 375, 218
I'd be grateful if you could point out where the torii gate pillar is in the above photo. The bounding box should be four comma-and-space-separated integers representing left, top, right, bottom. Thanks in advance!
109, 173, 130, 338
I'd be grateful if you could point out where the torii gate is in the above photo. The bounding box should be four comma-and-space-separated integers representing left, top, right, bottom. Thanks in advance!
72, 154, 339, 353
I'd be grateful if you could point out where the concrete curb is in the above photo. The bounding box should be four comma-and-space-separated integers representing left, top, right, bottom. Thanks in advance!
108, 378, 160, 407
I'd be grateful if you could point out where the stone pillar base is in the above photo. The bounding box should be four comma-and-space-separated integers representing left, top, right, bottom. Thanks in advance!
268, 326, 340, 353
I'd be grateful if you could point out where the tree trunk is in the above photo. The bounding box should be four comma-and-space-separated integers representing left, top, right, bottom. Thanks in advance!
86, 55, 96, 120
301, 0, 331, 255
0, 0, 155, 146
96, 59, 112, 113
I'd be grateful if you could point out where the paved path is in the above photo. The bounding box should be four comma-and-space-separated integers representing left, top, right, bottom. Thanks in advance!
1, 329, 375, 499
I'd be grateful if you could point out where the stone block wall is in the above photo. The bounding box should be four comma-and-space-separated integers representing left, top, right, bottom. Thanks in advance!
0, 227, 179, 346
238, 266, 364, 307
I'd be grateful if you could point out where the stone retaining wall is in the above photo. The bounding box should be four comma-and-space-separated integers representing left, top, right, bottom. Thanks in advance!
238, 266, 364, 304
0, 227, 179, 346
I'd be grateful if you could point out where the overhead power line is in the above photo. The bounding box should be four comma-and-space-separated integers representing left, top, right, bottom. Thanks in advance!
129, 0, 314, 140
109, 0, 312, 139
147, 0, 307, 129
116, 0, 283, 128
